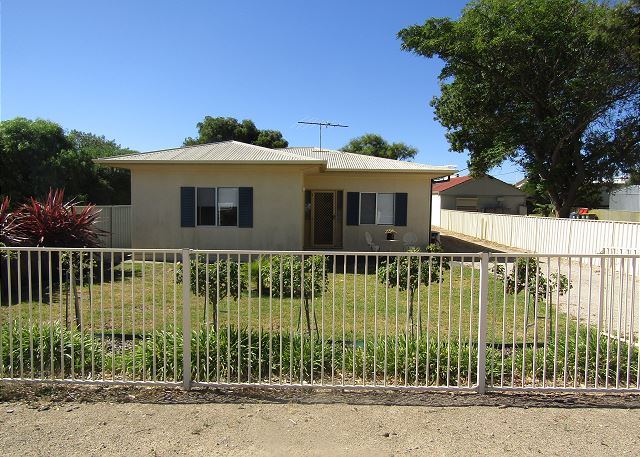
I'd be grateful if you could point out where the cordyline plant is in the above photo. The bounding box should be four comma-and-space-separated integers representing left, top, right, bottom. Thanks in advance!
16, 189, 103, 328
17, 189, 102, 248
0, 196, 24, 247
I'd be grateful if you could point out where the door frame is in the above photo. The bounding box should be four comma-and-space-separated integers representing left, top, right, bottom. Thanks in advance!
311, 190, 337, 248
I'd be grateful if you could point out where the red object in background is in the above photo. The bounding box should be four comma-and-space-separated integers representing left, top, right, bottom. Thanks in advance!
578, 208, 589, 214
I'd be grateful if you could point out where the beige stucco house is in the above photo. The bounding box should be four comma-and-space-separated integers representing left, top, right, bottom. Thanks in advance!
96, 141, 454, 251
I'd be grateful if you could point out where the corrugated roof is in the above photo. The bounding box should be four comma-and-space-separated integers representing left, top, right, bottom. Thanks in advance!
95, 141, 325, 165
432, 176, 473, 192
95, 141, 455, 174
281, 147, 454, 173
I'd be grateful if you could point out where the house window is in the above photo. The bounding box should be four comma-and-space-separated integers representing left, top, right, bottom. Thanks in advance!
376, 193, 394, 224
197, 188, 216, 226
359, 192, 395, 225
218, 187, 239, 226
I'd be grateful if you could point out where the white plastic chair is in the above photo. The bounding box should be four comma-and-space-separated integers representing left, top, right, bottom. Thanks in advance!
402, 232, 418, 249
365, 232, 380, 252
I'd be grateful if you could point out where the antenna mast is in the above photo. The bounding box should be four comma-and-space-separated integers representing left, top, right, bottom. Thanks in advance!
298, 121, 348, 151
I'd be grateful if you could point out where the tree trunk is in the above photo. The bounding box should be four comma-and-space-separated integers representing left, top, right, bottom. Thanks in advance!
73, 280, 82, 329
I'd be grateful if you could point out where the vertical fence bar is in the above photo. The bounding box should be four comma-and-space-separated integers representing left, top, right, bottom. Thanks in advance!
182, 249, 192, 390
477, 252, 489, 394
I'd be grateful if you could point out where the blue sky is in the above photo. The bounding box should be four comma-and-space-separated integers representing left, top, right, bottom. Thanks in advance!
1, 0, 522, 182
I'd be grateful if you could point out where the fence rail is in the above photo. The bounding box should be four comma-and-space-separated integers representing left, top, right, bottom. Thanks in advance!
1, 247, 638, 393
437, 209, 640, 255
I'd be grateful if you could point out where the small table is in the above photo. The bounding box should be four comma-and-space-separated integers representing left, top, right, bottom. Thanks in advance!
380, 239, 401, 252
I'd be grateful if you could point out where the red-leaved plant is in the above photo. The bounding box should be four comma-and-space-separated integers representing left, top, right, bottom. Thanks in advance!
0, 196, 24, 246
17, 189, 103, 247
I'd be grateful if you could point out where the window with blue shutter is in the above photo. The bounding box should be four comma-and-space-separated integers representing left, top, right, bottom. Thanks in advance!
346, 192, 360, 226
394, 192, 408, 226
238, 187, 253, 228
180, 187, 196, 227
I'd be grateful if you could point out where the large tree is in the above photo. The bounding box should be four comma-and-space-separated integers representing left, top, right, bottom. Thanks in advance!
0, 118, 133, 206
399, 0, 639, 217
184, 116, 288, 148
0, 117, 71, 203
342, 133, 417, 160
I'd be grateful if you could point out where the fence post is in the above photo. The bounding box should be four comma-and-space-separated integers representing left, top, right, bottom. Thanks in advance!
182, 248, 192, 390
477, 252, 489, 394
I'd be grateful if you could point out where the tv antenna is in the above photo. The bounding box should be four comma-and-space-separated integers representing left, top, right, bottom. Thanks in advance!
298, 121, 348, 152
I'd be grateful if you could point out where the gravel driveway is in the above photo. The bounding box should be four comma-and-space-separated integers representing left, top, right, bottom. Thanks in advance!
1, 384, 639, 456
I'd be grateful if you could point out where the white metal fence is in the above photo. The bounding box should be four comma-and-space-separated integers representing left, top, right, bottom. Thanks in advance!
1, 247, 638, 392
437, 209, 640, 255
76, 206, 131, 249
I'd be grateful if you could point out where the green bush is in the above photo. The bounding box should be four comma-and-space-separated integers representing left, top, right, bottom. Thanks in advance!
259, 255, 328, 299
1, 321, 637, 387
1, 320, 102, 377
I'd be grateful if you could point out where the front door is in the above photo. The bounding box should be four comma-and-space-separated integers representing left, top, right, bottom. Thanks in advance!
312, 191, 335, 247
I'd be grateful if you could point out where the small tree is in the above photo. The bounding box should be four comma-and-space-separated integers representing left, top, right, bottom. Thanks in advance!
177, 255, 248, 328
377, 245, 450, 336
260, 255, 327, 336
495, 258, 571, 337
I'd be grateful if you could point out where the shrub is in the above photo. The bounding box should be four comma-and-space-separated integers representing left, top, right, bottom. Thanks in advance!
259, 254, 328, 299
0, 196, 24, 247
16, 188, 102, 247
176, 255, 248, 326
377, 245, 450, 335
259, 255, 328, 335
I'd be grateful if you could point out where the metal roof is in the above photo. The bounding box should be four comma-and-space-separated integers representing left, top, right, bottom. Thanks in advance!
95, 141, 325, 165
432, 175, 474, 192
281, 147, 454, 173
95, 141, 455, 174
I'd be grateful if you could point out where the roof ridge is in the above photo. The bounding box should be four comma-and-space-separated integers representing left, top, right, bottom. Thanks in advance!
101, 140, 315, 161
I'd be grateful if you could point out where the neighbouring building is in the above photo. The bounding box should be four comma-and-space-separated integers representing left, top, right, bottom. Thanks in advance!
96, 141, 454, 251
431, 175, 527, 226
609, 185, 640, 212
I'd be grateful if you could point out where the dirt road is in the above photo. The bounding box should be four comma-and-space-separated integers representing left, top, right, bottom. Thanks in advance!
1, 384, 639, 456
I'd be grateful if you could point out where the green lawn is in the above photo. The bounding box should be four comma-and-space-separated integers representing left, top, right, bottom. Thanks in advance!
1, 256, 572, 347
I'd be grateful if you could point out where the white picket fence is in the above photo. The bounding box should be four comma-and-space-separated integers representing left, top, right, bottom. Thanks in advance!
437, 210, 640, 254
77, 205, 131, 248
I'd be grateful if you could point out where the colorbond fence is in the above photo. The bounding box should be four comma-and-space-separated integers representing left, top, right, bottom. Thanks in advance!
437, 210, 640, 255
76, 206, 131, 248
1, 247, 638, 393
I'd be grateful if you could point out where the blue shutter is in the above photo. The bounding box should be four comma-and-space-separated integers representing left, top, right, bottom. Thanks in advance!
180, 187, 196, 227
238, 187, 253, 228
346, 192, 359, 226
394, 193, 408, 226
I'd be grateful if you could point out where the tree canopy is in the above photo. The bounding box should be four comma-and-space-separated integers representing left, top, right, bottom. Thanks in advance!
342, 133, 418, 160
184, 116, 289, 149
0, 117, 134, 206
399, 0, 639, 217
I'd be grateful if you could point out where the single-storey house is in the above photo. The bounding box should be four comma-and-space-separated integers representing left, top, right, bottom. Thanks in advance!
96, 141, 454, 251
431, 175, 527, 226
